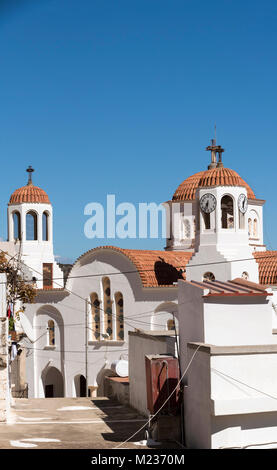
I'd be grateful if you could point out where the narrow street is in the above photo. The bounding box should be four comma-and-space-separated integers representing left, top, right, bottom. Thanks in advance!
0, 397, 180, 449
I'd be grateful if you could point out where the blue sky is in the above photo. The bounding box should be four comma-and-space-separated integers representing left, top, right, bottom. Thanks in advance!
0, 0, 276, 263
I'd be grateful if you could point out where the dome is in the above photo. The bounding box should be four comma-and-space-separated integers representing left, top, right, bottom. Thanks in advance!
9, 185, 50, 205
9, 166, 51, 205
172, 167, 256, 202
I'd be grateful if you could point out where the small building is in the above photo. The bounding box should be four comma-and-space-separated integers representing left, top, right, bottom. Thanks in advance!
178, 278, 277, 449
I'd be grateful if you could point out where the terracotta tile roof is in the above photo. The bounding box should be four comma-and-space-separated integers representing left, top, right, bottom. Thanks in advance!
9, 184, 50, 205
36, 287, 65, 292
187, 278, 271, 297
72, 246, 193, 288
172, 167, 256, 201
254, 251, 277, 285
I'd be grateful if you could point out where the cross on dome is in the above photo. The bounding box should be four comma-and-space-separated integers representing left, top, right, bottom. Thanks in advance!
9, 167, 50, 205
206, 137, 224, 170
26, 166, 34, 185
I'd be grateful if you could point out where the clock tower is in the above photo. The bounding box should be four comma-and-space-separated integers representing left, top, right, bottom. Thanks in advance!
165, 140, 264, 283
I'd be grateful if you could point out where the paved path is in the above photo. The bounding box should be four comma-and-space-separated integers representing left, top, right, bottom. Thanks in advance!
0, 397, 180, 449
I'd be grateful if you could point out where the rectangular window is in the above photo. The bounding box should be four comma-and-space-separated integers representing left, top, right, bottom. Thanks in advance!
43, 263, 53, 289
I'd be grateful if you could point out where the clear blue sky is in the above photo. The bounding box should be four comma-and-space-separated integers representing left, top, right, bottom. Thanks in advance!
0, 0, 276, 263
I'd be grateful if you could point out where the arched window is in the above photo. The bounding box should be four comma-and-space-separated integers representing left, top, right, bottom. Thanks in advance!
253, 218, 258, 238
13, 211, 21, 240
203, 272, 215, 281
248, 218, 252, 236
115, 292, 124, 341
221, 196, 234, 229
48, 320, 55, 346
91, 293, 100, 340
242, 272, 249, 280
42, 212, 49, 241
26, 211, 38, 240
102, 277, 112, 340
183, 219, 191, 239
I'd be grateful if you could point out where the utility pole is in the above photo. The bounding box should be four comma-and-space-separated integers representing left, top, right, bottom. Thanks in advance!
85, 299, 88, 397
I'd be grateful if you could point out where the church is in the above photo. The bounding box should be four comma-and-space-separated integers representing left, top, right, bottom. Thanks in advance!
5, 140, 277, 398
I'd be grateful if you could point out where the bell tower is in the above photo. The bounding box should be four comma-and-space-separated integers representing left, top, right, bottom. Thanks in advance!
184, 142, 261, 283
8, 167, 63, 289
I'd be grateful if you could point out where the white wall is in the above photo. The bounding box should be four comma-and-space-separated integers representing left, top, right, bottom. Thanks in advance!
23, 248, 180, 398
204, 297, 276, 346
211, 349, 277, 448
185, 344, 277, 449
178, 280, 276, 357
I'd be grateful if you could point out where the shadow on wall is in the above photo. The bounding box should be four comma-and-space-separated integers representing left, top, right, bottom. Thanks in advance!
154, 259, 183, 286
74, 374, 87, 397
96, 365, 115, 396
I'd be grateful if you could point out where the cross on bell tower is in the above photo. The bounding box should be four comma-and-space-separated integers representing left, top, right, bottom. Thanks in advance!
206, 140, 225, 170
26, 166, 34, 185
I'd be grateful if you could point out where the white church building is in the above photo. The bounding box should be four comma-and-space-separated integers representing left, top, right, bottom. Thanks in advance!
5, 141, 277, 399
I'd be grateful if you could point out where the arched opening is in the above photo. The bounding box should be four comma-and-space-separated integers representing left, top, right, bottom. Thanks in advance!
90, 293, 100, 340
203, 272, 215, 281
26, 211, 38, 240
13, 211, 21, 240
74, 374, 87, 397
248, 218, 252, 236
221, 196, 234, 229
151, 302, 178, 331
102, 277, 112, 340
44, 367, 64, 397
42, 212, 49, 241
253, 218, 258, 238
248, 211, 259, 239
47, 320, 55, 346
242, 272, 249, 280
115, 292, 124, 341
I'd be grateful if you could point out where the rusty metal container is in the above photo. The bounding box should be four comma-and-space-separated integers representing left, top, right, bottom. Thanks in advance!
145, 354, 180, 415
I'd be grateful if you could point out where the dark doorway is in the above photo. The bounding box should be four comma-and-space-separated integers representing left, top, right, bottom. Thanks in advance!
44, 367, 64, 397
80, 375, 87, 397
45, 384, 54, 398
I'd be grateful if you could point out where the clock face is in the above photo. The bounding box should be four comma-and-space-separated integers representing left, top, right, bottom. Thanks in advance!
200, 193, 217, 214
238, 193, 248, 214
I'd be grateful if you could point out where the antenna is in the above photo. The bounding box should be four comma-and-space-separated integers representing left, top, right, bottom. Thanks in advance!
214, 123, 216, 145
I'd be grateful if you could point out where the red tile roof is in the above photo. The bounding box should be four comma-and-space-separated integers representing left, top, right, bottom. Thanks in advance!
173, 167, 256, 201
187, 278, 271, 297
254, 251, 277, 286
73, 246, 193, 288
9, 184, 50, 205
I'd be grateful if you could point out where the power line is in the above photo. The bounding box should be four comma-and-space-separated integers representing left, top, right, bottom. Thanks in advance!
0, 251, 276, 286
19, 343, 129, 354
114, 344, 201, 449
211, 367, 277, 402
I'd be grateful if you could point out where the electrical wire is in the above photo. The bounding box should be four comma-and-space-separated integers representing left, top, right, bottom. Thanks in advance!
211, 367, 277, 402
0, 250, 276, 286
113, 344, 201, 449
